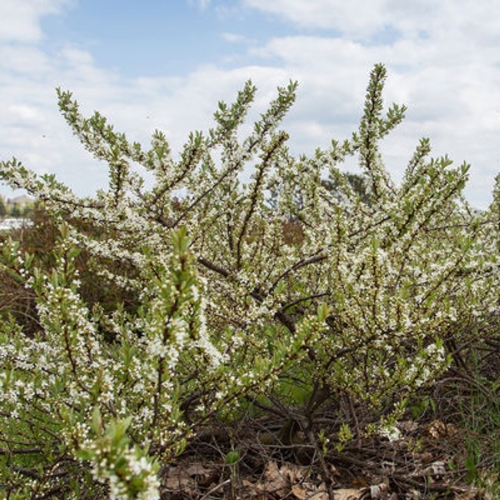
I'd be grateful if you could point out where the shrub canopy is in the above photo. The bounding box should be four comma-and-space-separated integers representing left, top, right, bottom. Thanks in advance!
1, 64, 500, 498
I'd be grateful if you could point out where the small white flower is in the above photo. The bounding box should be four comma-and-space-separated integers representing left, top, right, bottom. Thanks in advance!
379, 425, 401, 442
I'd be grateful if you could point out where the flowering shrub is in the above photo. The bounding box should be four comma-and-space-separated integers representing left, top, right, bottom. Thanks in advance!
1, 64, 499, 497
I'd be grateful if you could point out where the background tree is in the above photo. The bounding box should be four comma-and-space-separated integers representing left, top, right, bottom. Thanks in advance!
0, 196, 6, 217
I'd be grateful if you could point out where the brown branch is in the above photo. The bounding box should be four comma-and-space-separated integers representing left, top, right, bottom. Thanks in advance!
9, 466, 41, 480
0, 447, 42, 455
270, 254, 328, 293
198, 256, 231, 278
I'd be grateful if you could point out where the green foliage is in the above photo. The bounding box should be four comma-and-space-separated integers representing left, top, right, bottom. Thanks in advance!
76, 409, 160, 500
1, 63, 500, 496
410, 395, 436, 419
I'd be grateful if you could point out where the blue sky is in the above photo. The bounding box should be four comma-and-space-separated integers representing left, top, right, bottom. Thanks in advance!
40, 1, 281, 76
1, 0, 500, 208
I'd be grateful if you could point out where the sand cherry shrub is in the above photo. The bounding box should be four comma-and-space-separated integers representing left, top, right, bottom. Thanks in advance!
1, 64, 500, 497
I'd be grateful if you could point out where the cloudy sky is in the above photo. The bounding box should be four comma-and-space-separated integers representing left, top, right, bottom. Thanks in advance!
1, 0, 500, 208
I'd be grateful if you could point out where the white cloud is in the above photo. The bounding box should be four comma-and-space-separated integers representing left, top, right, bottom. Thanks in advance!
0, 45, 51, 77
0, 0, 72, 42
7, 104, 46, 124
221, 32, 248, 44
188, 0, 211, 10
243, 0, 500, 45
243, 0, 437, 38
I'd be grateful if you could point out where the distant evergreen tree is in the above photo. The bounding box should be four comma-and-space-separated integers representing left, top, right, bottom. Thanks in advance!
10, 203, 21, 217
21, 201, 34, 217
0, 197, 6, 217
322, 172, 370, 205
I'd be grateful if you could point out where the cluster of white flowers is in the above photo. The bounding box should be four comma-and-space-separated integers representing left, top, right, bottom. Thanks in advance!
378, 425, 402, 443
